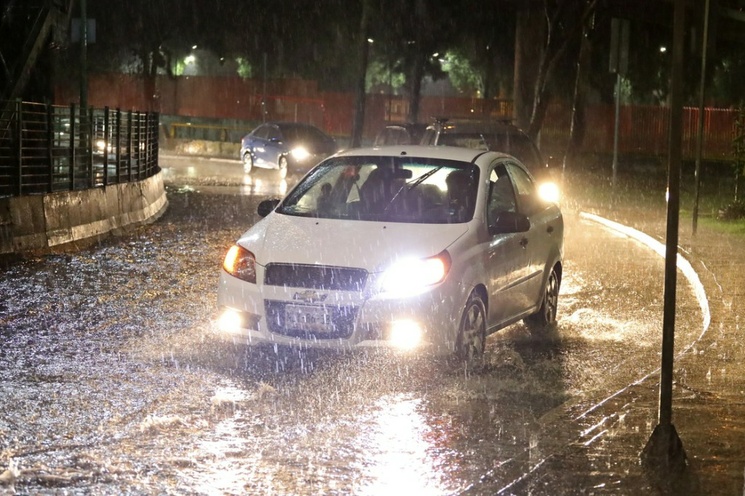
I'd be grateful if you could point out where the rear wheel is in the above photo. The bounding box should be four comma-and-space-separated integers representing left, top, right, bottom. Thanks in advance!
278, 155, 289, 179
242, 152, 253, 174
456, 291, 486, 362
524, 267, 559, 332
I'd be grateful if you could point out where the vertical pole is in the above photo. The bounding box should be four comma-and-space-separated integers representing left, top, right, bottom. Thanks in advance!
115, 108, 122, 182
47, 104, 54, 193
642, 0, 687, 473
127, 110, 133, 182
612, 72, 621, 187
660, 9, 684, 427
79, 0, 88, 110
103, 106, 110, 185
692, 0, 711, 236
69, 104, 76, 190
262, 53, 267, 123
15, 100, 22, 196
88, 107, 94, 188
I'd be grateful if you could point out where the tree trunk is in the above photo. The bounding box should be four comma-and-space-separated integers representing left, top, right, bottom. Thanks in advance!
406, 0, 427, 124
513, 7, 543, 131
563, 24, 593, 175
407, 54, 424, 123
350, 0, 372, 148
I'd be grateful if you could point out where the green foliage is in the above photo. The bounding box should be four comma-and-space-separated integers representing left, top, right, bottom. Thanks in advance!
717, 200, 745, 220
440, 51, 482, 96
365, 59, 405, 93
236, 58, 253, 79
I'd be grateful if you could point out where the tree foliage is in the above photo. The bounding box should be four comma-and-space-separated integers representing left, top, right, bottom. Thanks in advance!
45, 0, 745, 131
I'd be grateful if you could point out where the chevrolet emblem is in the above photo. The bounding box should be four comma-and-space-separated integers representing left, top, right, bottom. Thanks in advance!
292, 290, 328, 303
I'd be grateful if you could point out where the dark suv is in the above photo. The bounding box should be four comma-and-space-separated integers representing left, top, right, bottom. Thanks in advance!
420, 118, 545, 174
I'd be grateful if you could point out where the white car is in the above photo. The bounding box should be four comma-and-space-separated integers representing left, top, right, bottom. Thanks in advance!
216, 145, 563, 360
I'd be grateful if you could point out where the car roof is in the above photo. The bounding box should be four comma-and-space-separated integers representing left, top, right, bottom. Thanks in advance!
264, 121, 320, 129
337, 144, 517, 164
429, 118, 527, 135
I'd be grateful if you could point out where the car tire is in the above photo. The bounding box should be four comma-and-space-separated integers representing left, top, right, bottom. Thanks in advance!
278, 155, 288, 179
524, 266, 560, 332
456, 291, 486, 362
242, 151, 253, 174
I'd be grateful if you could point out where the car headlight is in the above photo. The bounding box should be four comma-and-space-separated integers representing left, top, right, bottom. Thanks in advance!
538, 181, 560, 204
223, 245, 257, 283
290, 146, 310, 161
380, 251, 451, 296
96, 139, 107, 152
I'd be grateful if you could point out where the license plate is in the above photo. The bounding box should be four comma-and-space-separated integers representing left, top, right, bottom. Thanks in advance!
284, 304, 333, 333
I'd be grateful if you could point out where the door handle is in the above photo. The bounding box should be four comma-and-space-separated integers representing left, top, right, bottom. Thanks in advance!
520, 237, 529, 248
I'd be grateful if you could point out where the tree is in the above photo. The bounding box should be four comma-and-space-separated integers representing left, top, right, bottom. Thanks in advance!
513, 0, 598, 140
350, 0, 372, 147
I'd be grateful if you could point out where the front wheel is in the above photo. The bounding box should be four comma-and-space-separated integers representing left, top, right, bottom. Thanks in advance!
242, 152, 253, 174
277, 155, 289, 179
455, 291, 486, 363
524, 267, 560, 332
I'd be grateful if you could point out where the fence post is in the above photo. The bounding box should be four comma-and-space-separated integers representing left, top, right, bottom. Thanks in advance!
115, 108, 121, 182
69, 104, 76, 191
127, 110, 133, 182
88, 107, 94, 188
15, 100, 22, 196
46, 103, 53, 193
103, 106, 109, 186
137, 112, 143, 179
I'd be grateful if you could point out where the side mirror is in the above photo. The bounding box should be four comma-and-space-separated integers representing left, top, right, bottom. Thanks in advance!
257, 199, 281, 217
490, 211, 530, 234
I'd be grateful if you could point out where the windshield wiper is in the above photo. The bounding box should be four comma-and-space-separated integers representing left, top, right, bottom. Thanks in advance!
383, 166, 444, 214
407, 166, 444, 192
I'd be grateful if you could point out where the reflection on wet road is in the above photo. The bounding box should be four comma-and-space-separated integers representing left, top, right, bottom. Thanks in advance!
0, 156, 705, 494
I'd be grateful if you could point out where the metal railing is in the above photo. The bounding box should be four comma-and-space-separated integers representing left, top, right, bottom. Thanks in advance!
0, 101, 160, 198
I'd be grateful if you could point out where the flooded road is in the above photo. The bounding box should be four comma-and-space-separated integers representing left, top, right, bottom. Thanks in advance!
0, 157, 704, 494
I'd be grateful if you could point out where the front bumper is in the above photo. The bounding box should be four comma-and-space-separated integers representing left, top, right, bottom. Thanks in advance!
215, 271, 461, 353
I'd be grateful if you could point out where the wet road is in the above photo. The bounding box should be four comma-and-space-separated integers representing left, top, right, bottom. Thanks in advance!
0, 156, 704, 495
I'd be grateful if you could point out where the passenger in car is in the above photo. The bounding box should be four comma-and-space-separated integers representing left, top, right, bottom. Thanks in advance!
446, 169, 476, 222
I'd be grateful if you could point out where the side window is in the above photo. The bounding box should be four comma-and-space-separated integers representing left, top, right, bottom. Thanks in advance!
253, 125, 269, 139
266, 126, 282, 141
486, 163, 517, 228
505, 162, 539, 214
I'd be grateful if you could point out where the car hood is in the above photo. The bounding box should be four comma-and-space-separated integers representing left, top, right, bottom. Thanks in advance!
238, 213, 469, 273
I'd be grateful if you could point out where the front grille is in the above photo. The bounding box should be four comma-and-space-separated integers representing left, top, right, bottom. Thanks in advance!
265, 301, 358, 339
264, 263, 368, 292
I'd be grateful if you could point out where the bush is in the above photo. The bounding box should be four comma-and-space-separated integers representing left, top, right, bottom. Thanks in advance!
718, 200, 745, 220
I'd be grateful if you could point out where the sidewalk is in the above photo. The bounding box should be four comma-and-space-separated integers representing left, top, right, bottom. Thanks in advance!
519, 191, 745, 494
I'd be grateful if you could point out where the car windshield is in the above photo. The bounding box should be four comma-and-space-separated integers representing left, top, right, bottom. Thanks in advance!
277, 156, 479, 223
280, 124, 330, 143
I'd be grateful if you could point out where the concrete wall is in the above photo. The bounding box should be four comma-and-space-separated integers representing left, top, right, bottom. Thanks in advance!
0, 172, 168, 257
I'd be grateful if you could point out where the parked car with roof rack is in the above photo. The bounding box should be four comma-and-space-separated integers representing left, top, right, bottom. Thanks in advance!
420, 118, 559, 203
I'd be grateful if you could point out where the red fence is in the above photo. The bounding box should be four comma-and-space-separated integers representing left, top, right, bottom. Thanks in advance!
56, 74, 739, 161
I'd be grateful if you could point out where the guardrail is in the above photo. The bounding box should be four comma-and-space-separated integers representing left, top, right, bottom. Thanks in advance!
0, 100, 159, 198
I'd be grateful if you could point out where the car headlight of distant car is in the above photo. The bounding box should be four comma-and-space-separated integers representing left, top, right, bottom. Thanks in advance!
95, 139, 108, 153
538, 181, 560, 204
223, 245, 257, 283
380, 251, 451, 296
290, 146, 310, 161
